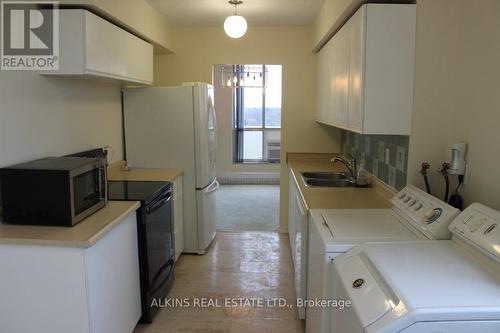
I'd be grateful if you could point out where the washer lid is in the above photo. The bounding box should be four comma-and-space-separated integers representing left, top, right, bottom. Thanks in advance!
321, 210, 418, 240
362, 240, 500, 310
335, 254, 395, 327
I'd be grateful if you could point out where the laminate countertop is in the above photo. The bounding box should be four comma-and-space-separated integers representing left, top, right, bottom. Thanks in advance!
108, 162, 183, 182
0, 201, 140, 248
288, 153, 394, 211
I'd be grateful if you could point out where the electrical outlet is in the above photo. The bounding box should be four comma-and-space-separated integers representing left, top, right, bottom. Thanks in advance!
385, 148, 390, 164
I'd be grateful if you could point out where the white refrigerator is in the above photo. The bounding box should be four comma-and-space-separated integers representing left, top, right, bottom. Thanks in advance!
123, 82, 218, 254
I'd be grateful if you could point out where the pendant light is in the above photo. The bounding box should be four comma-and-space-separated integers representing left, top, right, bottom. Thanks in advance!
224, 0, 247, 39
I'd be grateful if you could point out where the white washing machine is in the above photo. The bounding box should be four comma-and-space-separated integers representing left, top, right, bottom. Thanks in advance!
306, 185, 459, 333
333, 203, 500, 333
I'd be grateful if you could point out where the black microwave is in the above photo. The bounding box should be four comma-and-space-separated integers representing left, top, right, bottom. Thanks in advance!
0, 157, 107, 226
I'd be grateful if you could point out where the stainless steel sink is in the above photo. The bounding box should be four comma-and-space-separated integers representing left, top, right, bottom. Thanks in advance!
301, 171, 350, 180
304, 178, 356, 188
300, 171, 356, 187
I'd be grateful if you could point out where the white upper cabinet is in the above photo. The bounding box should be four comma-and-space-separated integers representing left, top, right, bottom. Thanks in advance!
42, 10, 153, 85
331, 25, 350, 129
316, 4, 416, 135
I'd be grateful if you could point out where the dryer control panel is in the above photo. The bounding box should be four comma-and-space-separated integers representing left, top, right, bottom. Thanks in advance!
450, 203, 500, 262
391, 185, 460, 240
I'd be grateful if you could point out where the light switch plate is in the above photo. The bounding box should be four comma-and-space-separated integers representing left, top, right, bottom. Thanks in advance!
396, 146, 406, 171
388, 166, 397, 188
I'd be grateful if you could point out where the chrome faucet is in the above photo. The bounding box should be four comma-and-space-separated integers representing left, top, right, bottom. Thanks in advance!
330, 155, 357, 179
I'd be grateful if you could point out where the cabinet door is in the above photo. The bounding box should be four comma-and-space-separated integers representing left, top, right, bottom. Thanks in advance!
85, 11, 153, 84
347, 6, 366, 133
86, 212, 142, 333
333, 26, 350, 129
288, 172, 297, 264
316, 40, 331, 123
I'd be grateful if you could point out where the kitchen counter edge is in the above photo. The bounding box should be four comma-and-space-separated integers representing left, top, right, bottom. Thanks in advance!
0, 201, 141, 249
108, 161, 183, 182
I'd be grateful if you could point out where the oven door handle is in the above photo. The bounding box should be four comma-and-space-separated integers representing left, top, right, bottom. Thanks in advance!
146, 194, 172, 215
150, 258, 175, 294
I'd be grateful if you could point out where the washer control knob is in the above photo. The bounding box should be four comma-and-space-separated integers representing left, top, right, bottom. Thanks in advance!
399, 193, 406, 200
424, 208, 443, 224
415, 203, 423, 211
403, 196, 412, 203
409, 199, 417, 207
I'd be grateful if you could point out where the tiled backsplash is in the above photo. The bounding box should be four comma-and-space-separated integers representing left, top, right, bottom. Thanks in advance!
340, 131, 409, 190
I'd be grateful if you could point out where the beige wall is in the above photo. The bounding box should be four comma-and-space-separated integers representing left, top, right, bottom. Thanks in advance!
0, 73, 123, 168
154, 27, 341, 231
407, 0, 460, 197
408, 0, 500, 210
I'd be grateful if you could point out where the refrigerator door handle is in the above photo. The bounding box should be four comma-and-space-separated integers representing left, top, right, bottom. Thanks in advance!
205, 179, 219, 194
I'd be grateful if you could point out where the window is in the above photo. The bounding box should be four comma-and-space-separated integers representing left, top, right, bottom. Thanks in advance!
233, 65, 282, 163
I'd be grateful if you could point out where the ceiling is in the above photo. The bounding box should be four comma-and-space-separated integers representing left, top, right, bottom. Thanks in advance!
146, 0, 326, 27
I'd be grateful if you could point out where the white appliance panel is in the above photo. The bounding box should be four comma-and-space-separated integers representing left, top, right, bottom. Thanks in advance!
196, 179, 218, 253
364, 241, 500, 310
334, 254, 394, 328
333, 269, 365, 333
123, 86, 195, 171
294, 191, 308, 319
333, 201, 500, 333
322, 211, 417, 239
207, 86, 217, 182
391, 185, 460, 240
123, 84, 218, 254
191, 83, 217, 188
449, 203, 500, 262
307, 185, 460, 333
306, 215, 342, 333
400, 321, 500, 333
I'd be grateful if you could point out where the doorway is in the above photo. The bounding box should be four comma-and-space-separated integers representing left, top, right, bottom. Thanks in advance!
212, 64, 282, 232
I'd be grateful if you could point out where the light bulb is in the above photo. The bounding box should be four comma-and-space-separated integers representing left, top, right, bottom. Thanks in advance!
233, 76, 238, 84
224, 15, 247, 38
227, 78, 232, 86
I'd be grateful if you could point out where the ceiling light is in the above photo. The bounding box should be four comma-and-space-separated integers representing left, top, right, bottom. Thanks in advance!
224, 0, 247, 39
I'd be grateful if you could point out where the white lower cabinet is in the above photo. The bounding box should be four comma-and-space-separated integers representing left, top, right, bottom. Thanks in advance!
288, 170, 309, 320
0, 212, 141, 333
173, 175, 184, 262
288, 170, 297, 264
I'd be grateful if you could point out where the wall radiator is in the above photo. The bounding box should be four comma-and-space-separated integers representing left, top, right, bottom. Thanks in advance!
267, 142, 281, 163
217, 172, 280, 185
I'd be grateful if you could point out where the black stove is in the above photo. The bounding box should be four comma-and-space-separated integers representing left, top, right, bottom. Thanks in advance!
108, 180, 170, 205
108, 180, 174, 323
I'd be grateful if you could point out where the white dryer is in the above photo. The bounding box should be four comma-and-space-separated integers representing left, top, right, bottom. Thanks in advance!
333, 203, 500, 333
306, 185, 459, 333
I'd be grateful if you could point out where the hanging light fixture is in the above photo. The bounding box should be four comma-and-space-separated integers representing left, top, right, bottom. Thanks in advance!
224, 0, 247, 39
221, 65, 267, 88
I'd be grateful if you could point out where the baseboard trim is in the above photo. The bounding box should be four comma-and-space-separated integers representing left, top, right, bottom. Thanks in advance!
217, 172, 280, 185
